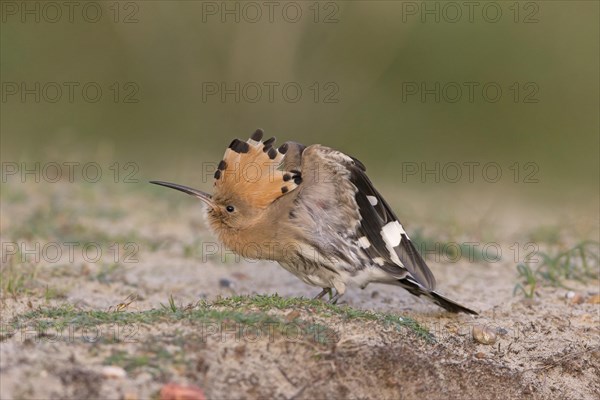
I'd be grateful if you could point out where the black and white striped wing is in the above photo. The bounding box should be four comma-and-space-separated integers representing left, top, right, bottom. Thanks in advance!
299, 145, 437, 290
349, 164, 436, 290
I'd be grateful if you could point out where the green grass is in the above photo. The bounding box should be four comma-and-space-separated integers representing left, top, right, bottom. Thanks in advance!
9, 304, 279, 331
0, 250, 38, 297
4, 297, 336, 345
514, 241, 599, 298
3, 295, 433, 344
160, 294, 180, 313
211, 294, 434, 342
0, 261, 68, 301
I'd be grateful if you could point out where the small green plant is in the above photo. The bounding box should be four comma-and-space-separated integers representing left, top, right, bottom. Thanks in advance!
0, 253, 38, 297
514, 263, 537, 298
160, 294, 179, 313
514, 241, 599, 298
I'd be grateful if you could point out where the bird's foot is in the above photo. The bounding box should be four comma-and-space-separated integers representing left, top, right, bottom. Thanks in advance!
329, 291, 343, 304
313, 288, 332, 300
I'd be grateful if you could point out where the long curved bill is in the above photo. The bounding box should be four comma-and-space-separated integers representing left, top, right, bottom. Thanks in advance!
150, 180, 214, 206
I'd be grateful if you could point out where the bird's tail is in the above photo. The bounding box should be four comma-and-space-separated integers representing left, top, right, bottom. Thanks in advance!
396, 278, 478, 315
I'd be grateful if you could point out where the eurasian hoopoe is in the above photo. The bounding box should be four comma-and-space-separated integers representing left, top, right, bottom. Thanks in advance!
151, 129, 477, 314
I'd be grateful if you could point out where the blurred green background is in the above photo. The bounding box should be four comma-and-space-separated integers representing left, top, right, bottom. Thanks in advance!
1, 1, 598, 199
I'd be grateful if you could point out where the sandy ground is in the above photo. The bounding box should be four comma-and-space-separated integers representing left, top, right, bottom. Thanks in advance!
1, 181, 599, 399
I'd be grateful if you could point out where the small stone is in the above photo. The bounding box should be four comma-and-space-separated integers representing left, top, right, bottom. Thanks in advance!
472, 325, 497, 345
160, 383, 206, 400
475, 352, 486, 359
587, 294, 600, 304
371, 291, 380, 299
102, 365, 127, 379
565, 291, 584, 304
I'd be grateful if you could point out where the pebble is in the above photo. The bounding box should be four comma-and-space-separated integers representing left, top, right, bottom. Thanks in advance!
565, 291, 584, 304
474, 352, 486, 359
101, 365, 127, 379
160, 383, 206, 400
472, 325, 497, 345
371, 291, 380, 299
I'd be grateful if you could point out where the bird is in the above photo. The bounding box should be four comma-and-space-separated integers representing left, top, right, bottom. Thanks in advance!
151, 129, 477, 314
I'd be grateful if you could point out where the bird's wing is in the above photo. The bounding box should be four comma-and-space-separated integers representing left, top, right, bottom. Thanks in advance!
296, 144, 436, 290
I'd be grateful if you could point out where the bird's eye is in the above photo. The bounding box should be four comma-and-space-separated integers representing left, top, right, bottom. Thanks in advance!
226, 205, 235, 213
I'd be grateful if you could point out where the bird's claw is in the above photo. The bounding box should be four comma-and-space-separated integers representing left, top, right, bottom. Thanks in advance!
329, 293, 342, 304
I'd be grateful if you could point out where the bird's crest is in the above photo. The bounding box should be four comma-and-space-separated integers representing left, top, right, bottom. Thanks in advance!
212, 129, 299, 209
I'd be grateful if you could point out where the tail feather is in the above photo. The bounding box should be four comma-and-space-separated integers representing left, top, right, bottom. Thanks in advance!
396, 278, 478, 315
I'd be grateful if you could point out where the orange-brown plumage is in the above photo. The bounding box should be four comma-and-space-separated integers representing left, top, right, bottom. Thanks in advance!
213, 131, 299, 211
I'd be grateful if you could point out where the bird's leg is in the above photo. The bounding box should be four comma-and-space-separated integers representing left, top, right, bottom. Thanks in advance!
329, 290, 344, 304
313, 288, 332, 300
